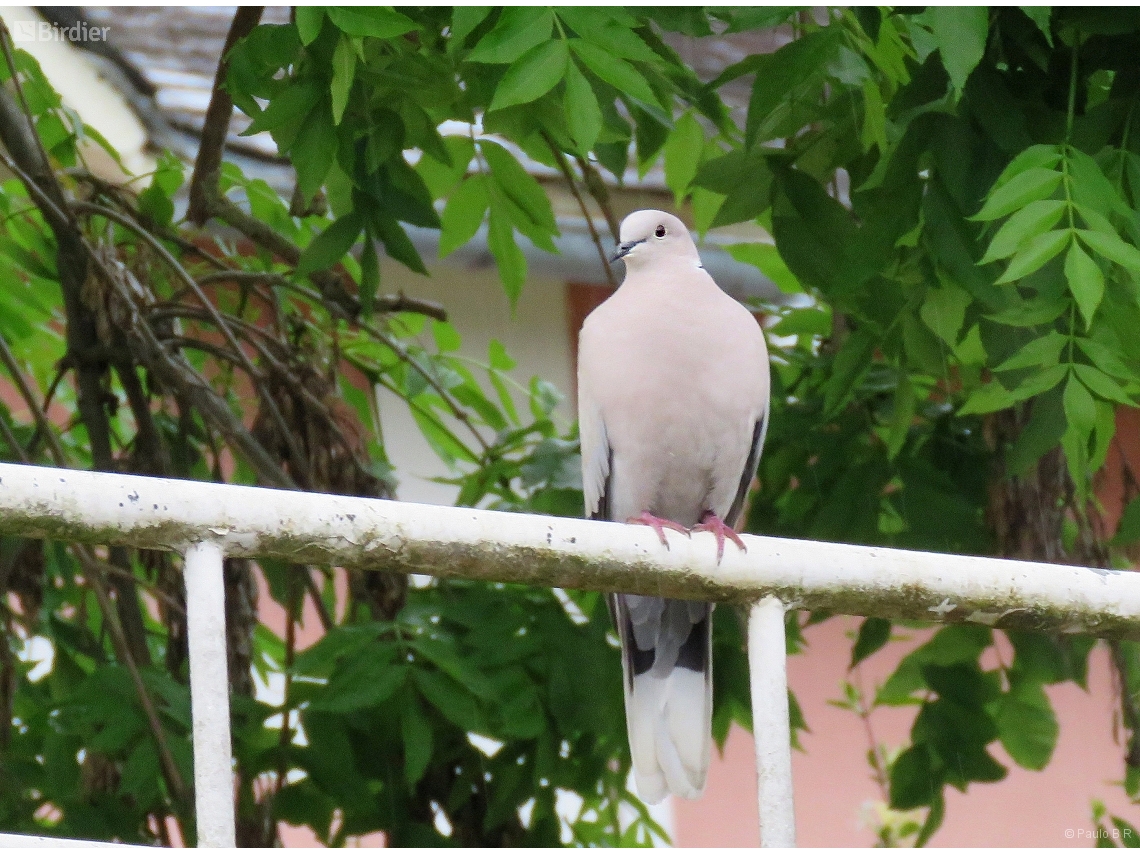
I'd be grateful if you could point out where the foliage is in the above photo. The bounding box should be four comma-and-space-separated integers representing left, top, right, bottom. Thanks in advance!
2, 4, 1140, 848
678, 6, 1140, 841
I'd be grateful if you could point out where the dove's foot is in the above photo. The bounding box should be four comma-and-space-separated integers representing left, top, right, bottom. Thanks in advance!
626, 512, 690, 549
693, 511, 746, 564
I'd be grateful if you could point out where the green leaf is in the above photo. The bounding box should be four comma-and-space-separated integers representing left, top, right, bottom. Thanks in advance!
740, 28, 841, 147
823, 330, 875, 417
959, 364, 1067, 415
409, 637, 497, 699
1068, 148, 1128, 218
450, 6, 492, 49
450, 7, 493, 50
330, 35, 356, 125
1113, 496, 1140, 545
664, 112, 703, 201
296, 7, 325, 45
371, 213, 428, 275
1063, 374, 1096, 435
1076, 338, 1134, 381
851, 617, 891, 668
1073, 363, 1135, 406
1078, 229, 1140, 274
1011, 363, 1069, 399
994, 330, 1067, 372
694, 149, 766, 195
297, 212, 363, 276
1074, 202, 1116, 237
440, 175, 488, 258
920, 282, 972, 345
243, 78, 321, 136
887, 375, 916, 459
996, 679, 1058, 770
979, 199, 1066, 263
1007, 386, 1066, 474
413, 669, 486, 732
401, 696, 433, 788
312, 661, 407, 712
564, 59, 603, 154
290, 98, 337, 201
992, 145, 1062, 190
923, 6, 989, 93
359, 238, 380, 314
489, 39, 570, 112
1113, 817, 1140, 848
488, 338, 516, 371
481, 140, 557, 234
974, 168, 1063, 221
570, 39, 658, 107
984, 299, 1068, 328
712, 159, 773, 228
726, 242, 802, 294
487, 208, 526, 304
468, 7, 554, 63
555, 8, 659, 62
995, 228, 1070, 284
1064, 242, 1105, 328
326, 6, 418, 39
120, 740, 161, 805
890, 744, 939, 809
1020, 7, 1052, 45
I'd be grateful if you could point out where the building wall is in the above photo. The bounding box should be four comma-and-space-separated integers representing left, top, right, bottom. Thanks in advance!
374, 257, 575, 506
674, 616, 1137, 847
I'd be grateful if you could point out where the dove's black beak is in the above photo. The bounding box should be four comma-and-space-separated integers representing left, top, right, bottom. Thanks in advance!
610, 239, 644, 262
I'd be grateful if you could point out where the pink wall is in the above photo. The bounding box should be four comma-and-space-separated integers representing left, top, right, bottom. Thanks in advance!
675, 615, 1137, 847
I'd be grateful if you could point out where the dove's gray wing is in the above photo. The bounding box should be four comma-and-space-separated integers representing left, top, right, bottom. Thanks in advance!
577, 210, 770, 804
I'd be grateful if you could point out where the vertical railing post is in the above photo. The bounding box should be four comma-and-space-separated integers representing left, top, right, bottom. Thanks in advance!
183, 541, 235, 848
748, 596, 796, 847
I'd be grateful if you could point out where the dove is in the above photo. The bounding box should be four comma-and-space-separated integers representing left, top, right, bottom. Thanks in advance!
577, 209, 771, 803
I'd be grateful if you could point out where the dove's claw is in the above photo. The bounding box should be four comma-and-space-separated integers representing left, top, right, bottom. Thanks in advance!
627, 512, 690, 549
693, 511, 746, 564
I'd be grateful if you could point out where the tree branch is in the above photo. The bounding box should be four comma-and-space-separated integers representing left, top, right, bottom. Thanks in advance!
0, 32, 154, 667
187, 6, 264, 226
542, 132, 616, 288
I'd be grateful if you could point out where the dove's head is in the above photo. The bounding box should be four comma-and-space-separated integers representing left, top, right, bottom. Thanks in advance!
611, 210, 700, 269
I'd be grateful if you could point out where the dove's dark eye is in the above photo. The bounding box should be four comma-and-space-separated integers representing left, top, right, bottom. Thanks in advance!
655, 225, 666, 238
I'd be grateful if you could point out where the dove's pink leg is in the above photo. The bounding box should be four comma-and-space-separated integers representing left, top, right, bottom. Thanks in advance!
693, 511, 747, 564
626, 512, 690, 549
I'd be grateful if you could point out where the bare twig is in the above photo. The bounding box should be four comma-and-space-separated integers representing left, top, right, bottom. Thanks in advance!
81, 553, 187, 617
302, 568, 334, 633
197, 270, 449, 321
0, 330, 67, 465
542, 132, 616, 287
73, 200, 313, 486
0, 411, 28, 464
576, 155, 621, 242
81, 556, 191, 809
1111, 639, 1140, 768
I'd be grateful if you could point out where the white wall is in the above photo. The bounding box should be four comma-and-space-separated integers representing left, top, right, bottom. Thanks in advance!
375, 257, 574, 506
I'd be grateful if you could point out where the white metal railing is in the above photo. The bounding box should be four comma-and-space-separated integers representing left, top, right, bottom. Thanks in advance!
1, 461, 1139, 847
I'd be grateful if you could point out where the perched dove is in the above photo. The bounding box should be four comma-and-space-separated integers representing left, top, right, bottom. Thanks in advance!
577, 210, 771, 804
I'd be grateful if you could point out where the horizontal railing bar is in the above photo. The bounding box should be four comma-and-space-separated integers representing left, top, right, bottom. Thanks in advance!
0, 462, 1137, 636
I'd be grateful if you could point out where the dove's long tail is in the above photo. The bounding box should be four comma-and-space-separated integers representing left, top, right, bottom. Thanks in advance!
610, 593, 713, 804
